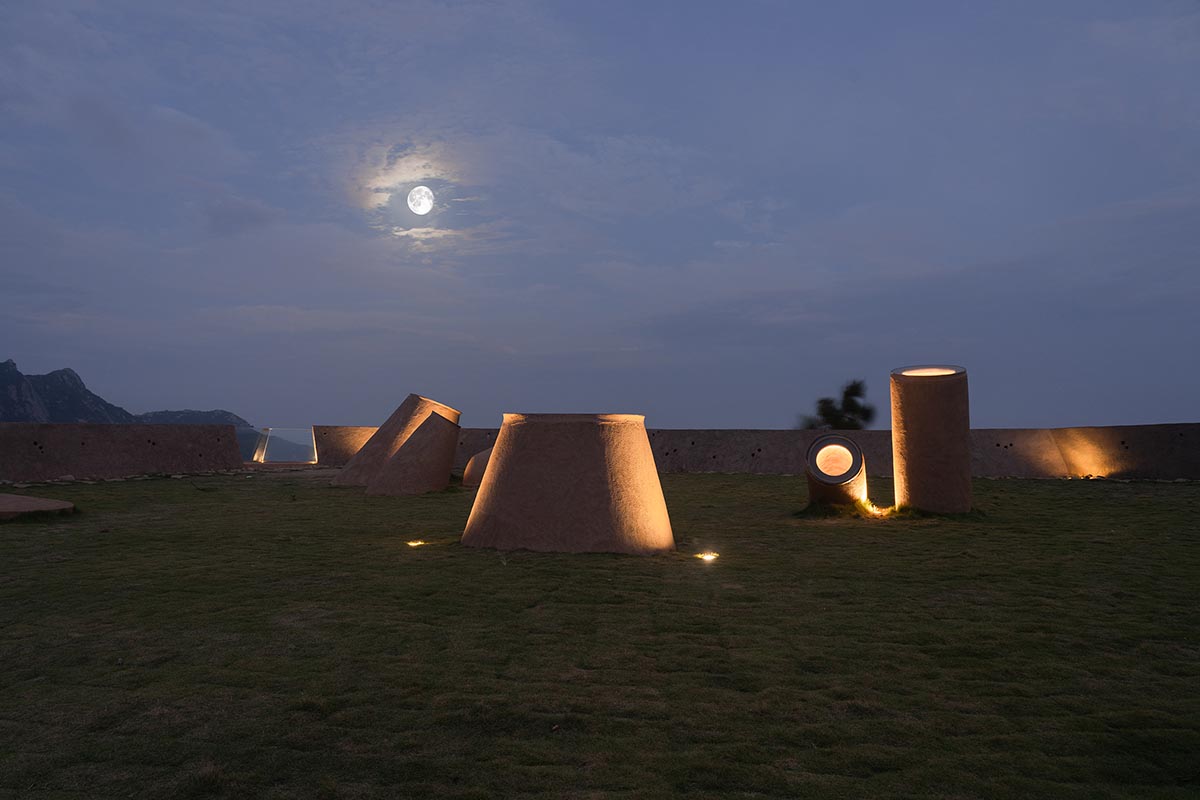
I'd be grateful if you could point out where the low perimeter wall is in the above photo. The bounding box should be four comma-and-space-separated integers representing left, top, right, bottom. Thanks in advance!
313, 426, 379, 467
5, 422, 1194, 481
449, 423, 1199, 480
0, 423, 243, 482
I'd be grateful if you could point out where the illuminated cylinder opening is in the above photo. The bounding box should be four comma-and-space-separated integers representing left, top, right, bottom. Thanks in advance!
332, 394, 461, 487
805, 434, 867, 506
462, 413, 675, 555
890, 365, 971, 513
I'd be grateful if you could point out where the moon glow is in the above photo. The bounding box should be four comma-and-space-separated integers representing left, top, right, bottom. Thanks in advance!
407, 185, 434, 215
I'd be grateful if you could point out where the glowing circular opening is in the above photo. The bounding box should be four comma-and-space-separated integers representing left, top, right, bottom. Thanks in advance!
695, 551, 719, 562
899, 366, 959, 377
814, 444, 854, 477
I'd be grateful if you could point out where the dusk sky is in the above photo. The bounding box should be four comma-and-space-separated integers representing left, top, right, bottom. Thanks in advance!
3, 1, 1198, 429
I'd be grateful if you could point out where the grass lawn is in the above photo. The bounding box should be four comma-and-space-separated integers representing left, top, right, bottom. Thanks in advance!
1, 471, 1198, 799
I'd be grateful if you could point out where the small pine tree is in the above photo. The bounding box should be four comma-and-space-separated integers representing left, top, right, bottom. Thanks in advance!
797, 380, 876, 430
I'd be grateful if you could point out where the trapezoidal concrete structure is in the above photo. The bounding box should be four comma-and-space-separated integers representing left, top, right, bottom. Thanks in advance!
462, 446, 493, 488
805, 434, 868, 507
314, 426, 378, 466
0, 493, 75, 521
331, 395, 461, 487
365, 412, 460, 496
890, 366, 972, 513
461, 414, 674, 555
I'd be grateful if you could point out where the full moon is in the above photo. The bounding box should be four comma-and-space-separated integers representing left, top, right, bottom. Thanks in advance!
407, 185, 434, 215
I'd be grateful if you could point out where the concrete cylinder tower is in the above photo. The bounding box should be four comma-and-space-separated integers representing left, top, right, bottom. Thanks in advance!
890, 366, 971, 513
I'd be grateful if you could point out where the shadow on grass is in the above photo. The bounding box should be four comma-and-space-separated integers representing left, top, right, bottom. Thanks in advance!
793, 501, 988, 522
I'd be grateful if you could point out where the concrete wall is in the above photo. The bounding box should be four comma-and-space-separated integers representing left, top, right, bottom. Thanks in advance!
301, 422, 1200, 480
0, 423, 243, 482
463, 424, 1200, 479
313, 426, 378, 467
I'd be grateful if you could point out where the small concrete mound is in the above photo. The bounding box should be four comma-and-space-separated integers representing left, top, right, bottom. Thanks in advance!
462, 413, 674, 555
0, 493, 75, 521
332, 394, 461, 487
462, 447, 493, 488
365, 412, 460, 496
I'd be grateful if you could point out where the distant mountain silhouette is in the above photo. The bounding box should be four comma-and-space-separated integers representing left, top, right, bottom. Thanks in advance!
0, 359, 251, 427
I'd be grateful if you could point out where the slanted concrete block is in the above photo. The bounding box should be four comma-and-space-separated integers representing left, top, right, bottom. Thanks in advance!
332, 395, 461, 487
365, 412, 460, 496
0, 493, 75, 521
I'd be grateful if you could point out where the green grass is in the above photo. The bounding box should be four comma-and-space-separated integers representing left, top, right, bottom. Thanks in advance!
1, 471, 1198, 799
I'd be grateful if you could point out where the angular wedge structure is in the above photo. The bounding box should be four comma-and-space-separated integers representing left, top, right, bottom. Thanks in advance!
462, 446, 493, 488
462, 413, 674, 555
890, 366, 971, 513
331, 394, 461, 487
365, 411, 460, 496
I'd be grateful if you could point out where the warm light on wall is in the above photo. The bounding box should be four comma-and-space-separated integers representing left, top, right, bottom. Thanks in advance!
694, 551, 719, 562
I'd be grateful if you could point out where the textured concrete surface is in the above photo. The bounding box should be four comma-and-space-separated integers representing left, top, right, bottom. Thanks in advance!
0, 423, 243, 482
0, 493, 75, 521
463, 414, 674, 555
462, 447, 493, 488
313, 426, 378, 466
324, 423, 1200, 481
805, 435, 868, 507
332, 395, 461, 487
891, 368, 973, 513
1049, 424, 1200, 480
455, 428, 499, 469
365, 413, 460, 496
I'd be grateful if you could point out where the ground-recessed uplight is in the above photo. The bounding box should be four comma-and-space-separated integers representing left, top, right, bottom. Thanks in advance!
406, 540, 427, 547
695, 551, 719, 562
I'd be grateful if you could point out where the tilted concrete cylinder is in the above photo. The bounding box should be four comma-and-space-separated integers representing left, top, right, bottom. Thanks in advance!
890, 366, 971, 513
365, 411, 460, 496
462, 447, 493, 488
462, 414, 675, 555
331, 394, 461, 487
805, 434, 868, 507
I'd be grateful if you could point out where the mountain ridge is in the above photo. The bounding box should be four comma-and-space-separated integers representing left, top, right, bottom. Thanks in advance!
0, 359, 251, 426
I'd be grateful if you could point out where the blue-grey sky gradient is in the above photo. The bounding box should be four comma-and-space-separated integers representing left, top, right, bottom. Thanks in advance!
3, 1, 1198, 428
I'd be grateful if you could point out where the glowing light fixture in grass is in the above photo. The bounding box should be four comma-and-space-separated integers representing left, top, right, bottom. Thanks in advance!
695, 551, 719, 562
406, 540, 427, 547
